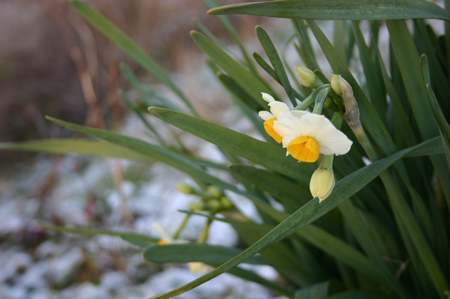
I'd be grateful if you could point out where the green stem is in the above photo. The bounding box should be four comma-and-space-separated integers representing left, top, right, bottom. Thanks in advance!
197, 216, 214, 244
173, 214, 191, 240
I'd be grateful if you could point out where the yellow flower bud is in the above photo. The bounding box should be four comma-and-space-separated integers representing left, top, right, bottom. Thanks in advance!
295, 66, 316, 88
176, 183, 194, 194
330, 74, 342, 96
310, 168, 335, 202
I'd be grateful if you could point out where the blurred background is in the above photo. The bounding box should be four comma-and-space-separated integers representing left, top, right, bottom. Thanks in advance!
0, 1, 288, 298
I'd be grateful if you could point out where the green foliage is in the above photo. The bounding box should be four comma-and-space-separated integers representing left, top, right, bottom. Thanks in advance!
2, 0, 450, 298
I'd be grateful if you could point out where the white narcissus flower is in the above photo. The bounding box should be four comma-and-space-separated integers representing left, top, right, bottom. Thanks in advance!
258, 92, 308, 143
274, 113, 353, 163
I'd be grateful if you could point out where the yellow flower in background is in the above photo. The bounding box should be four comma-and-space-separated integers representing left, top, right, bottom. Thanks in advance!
188, 262, 213, 274
258, 92, 309, 143
274, 113, 352, 162
153, 223, 212, 274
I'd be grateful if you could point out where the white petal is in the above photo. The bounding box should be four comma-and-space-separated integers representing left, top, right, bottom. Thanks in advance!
261, 92, 276, 103
273, 122, 295, 140
268, 101, 292, 118
276, 113, 309, 137
259, 111, 275, 121
300, 113, 330, 137
313, 126, 353, 155
153, 223, 173, 242
290, 110, 311, 119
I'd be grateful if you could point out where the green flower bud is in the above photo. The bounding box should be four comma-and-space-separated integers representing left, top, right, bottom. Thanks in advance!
295, 66, 316, 88
190, 201, 206, 211
220, 197, 234, 210
330, 74, 342, 96
176, 183, 194, 195
207, 186, 223, 198
207, 199, 222, 212
310, 168, 335, 202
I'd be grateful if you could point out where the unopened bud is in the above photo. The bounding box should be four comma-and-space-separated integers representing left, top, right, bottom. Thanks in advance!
310, 168, 335, 202
207, 199, 222, 212
190, 201, 206, 211
295, 66, 316, 88
220, 197, 233, 210
331, 75, 361, 131
176, 183, 194, 195
207, 186, 223, 198
330, 74, 342, 96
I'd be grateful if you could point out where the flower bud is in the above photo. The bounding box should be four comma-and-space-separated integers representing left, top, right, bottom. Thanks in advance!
295, 66, 316, 88
189, 201, 206, 211
220, 197, 234, 210
176, 183, 194, 195
330, 74, 342, 96
310, 168, 335, 202
207, 199, 222, 212
207, 186, 223, 197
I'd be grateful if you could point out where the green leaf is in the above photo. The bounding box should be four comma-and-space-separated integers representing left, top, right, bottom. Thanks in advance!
373, 37, 417, 149
70, 0, 197, 115
43, 117, 287, 226
387, 20, 450, 205
208, 0, 450, 21
0, 138, 228, 171
149, 108, 316, 183
38, 222, 159, 244
229, 165, 310, 211
295, 281, 329, 299
191, 31, 275, 107
252, 52, 305, 101
119, 90, 167, 146
202, 0, 260, 77
216, 73, 269, 141
149, 137, 439, 299
292, 19, 320, 71
143, 243, 268, 265
224, 266, 294, 298
215, 72, 264, 112
351, 21, 386, 122
256, 26, 296, 105
326, 291, 392, 299
0, 139, 155, 163
420, 55, 450, 169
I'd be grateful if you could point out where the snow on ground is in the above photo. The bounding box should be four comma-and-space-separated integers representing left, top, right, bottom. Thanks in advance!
0, 20, 292, 298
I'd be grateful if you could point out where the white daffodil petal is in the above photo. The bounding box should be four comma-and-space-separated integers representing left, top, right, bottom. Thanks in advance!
153, 223, 173, 242
261, 92, 276, 103
269, 102, 292, 118
273, 115, 299, 138
276, 113, 312, 137
259, 111, 275, 121
300, 113, 331, 137
314, 125, 353, 155
290, 110, 311, 119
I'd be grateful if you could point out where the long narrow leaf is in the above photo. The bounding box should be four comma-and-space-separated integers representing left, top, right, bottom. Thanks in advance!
208, 0, 450, 21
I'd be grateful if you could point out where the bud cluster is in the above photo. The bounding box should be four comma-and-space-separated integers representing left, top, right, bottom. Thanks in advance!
175, 183, 234, 213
